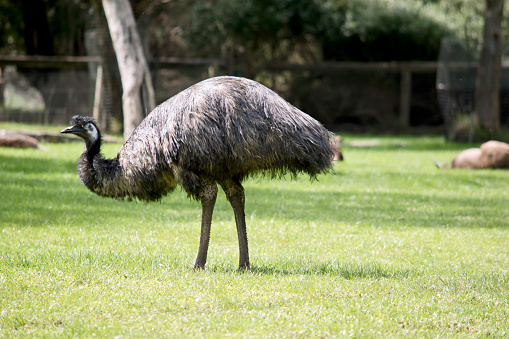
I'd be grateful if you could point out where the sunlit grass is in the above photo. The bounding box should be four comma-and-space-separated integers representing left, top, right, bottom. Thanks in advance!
1, 134, 508, 337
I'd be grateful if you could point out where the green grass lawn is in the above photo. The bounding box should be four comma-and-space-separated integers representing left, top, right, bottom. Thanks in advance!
1, 133, 508, 337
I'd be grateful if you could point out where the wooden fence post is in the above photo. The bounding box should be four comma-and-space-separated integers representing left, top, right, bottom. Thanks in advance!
93, 64, 103, 123
399, 67, 411, 129
0, 66, 4, 115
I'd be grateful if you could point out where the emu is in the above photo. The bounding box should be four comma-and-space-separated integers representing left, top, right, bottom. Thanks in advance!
62, 76, 336, 269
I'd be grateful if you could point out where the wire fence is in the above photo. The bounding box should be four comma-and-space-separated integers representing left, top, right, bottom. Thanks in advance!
1, 68, 91, 126
0, 57, 213, 133
436, 37, 509, 141
1, 52, 509, 135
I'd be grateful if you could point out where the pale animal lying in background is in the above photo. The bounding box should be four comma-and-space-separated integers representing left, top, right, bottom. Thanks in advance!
435, 140, 509, 169
0, 132, 42, 149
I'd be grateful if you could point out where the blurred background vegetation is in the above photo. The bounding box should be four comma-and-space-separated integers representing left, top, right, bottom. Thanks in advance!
0, 0, 492, 61
0, 0, 507, 137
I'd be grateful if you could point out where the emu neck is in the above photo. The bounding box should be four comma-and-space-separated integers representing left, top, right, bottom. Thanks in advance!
78, 136, 120, 198
85, 133, 101, 162
77, 131, 178, 202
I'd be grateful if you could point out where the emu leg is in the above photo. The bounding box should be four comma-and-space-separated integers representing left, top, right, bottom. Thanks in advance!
221, 180, 249, 269
194, 183, 218, 269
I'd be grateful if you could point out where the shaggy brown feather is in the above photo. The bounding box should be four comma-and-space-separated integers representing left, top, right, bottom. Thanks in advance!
117, 76, 335, 200
63, 76, 336, 269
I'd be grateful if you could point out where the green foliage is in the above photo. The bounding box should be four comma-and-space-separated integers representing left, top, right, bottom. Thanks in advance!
0, 0, 92, 56
429, 0, 485, 56
324, 0, 453, 61
1, 134, 509, 337
0, 0, 24, 54
186, 0, 464, 62
46, 0, 92, 55
186, 0, 330, 62
0, 0, 501, 61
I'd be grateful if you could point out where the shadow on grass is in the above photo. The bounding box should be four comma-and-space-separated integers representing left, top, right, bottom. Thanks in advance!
208, 261, 412, 279
340, 135, 470, 152
0, 151, 203, 227
343, 143, 466, 153
2, 148, 507, 229
0, 175, 199, 228
0, 153, 76, 174
243, 185, 508, 229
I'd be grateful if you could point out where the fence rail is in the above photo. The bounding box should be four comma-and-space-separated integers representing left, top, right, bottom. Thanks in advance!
0, 55, 102, 69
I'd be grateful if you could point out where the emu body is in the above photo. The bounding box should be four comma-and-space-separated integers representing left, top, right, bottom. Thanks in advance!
62, 76, 335, 269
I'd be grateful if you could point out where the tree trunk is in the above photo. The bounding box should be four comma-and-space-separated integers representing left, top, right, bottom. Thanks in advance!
101, 0, 156, 140
90, 0, 124, 133
474, 0, 504, 136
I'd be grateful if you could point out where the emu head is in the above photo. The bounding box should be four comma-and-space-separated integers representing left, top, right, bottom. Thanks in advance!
61, 116, 100, 147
